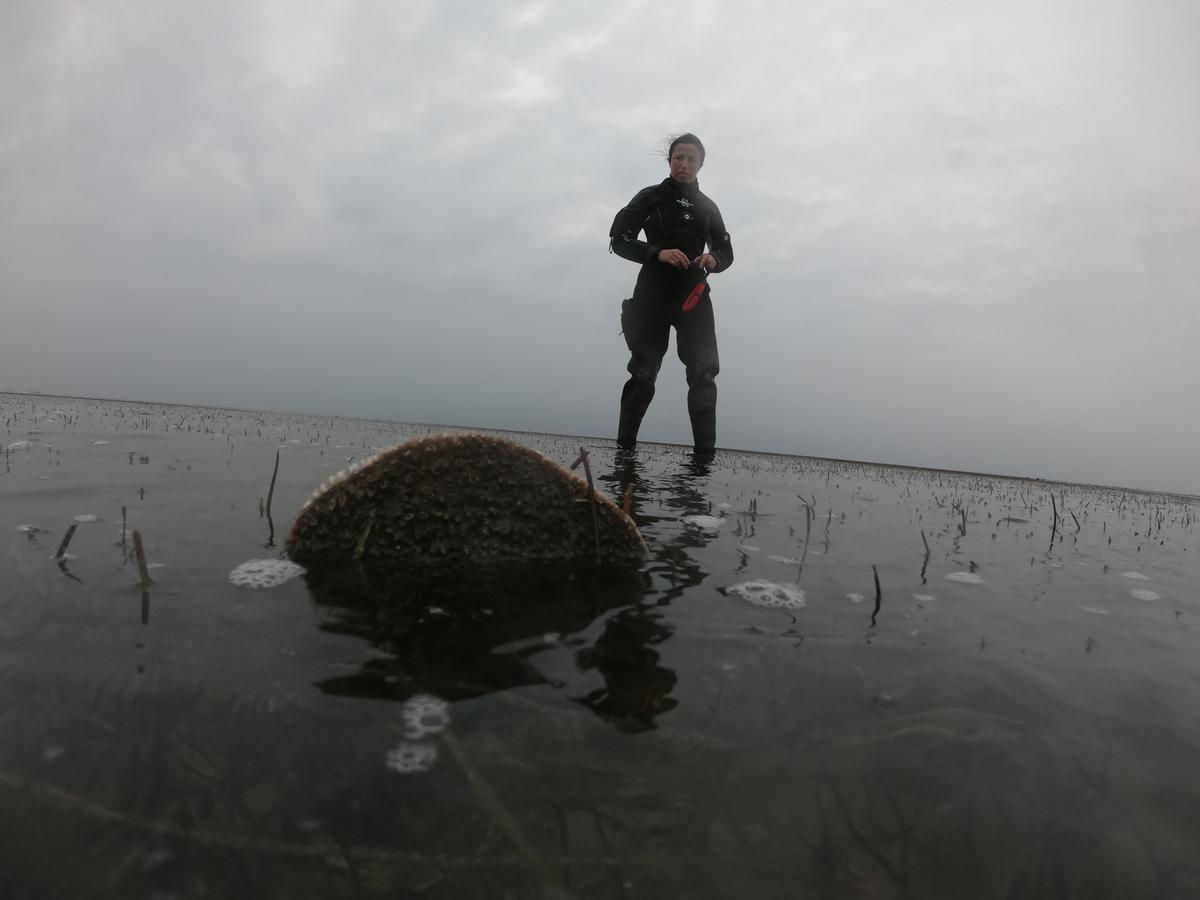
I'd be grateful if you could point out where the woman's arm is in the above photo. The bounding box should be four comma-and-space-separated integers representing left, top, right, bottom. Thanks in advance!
608, 185, 666, 264
704, 202, 734, 273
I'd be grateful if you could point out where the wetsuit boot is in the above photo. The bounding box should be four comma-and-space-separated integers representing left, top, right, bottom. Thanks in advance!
617, 413, 642, 451
691, 413, 716, 455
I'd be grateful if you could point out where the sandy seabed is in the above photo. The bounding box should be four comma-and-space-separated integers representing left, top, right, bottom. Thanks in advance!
2, 392, 1199, 899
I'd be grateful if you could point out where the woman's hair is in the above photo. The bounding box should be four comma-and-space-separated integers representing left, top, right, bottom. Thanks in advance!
667, 133, 706, 163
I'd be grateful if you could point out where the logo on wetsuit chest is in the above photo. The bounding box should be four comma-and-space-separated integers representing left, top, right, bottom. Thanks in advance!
675, 197, 695, 220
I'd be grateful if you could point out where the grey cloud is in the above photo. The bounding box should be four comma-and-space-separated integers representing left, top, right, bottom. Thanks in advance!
2, 0, 1197, 494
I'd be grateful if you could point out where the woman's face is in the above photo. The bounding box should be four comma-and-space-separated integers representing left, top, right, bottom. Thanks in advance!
669, 143, 703, 184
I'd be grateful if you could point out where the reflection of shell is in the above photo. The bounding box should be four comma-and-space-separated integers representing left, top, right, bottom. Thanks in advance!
286, 434, 645, 567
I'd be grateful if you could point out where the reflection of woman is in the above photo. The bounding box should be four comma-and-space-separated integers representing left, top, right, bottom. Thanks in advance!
574, 606, 677, 733
609, 133, 734, 453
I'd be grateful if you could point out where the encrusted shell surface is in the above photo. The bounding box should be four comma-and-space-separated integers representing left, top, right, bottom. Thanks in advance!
285, 434, 645, 567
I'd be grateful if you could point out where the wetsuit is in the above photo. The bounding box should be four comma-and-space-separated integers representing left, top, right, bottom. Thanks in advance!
609, 177, 734, 451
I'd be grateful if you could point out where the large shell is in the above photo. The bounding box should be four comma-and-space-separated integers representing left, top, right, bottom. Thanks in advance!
285, 434, 645, 568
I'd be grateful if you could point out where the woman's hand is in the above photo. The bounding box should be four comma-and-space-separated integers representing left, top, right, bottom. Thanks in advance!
692, 254, 717, 271
657, 249, 691, 269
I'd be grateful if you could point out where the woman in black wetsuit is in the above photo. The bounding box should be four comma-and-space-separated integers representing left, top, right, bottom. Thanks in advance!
609, 133, 734, 453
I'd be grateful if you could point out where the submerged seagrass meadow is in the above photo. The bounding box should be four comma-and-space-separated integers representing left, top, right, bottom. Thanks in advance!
2, 392, 1198, 899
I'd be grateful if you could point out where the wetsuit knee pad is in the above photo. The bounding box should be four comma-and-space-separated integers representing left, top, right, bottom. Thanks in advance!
626, 356, 663, 384
687, 346, 720, 381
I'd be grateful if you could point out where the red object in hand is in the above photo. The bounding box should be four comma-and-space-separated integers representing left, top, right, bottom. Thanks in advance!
681, 271, 708, 313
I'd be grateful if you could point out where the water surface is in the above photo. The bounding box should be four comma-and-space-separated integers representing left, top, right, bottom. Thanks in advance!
2, 393, 1198, 899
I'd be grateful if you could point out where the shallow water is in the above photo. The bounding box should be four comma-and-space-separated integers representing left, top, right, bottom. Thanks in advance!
2, 393, 1199, 899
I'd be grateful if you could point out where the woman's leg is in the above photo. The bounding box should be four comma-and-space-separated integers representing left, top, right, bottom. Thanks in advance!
618, 297, 670, 449
675, 292, 720, 451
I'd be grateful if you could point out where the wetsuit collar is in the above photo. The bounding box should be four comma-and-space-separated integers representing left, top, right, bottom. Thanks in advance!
664, 176, 700, 198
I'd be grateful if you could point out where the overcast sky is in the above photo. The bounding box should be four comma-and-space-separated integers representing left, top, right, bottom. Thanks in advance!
2, 1, 1197, 494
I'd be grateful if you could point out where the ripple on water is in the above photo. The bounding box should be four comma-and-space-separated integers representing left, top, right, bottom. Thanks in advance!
228, 559, 306, 589
945, 572, 985, 584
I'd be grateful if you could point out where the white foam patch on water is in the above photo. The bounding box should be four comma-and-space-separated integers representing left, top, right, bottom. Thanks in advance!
736, 544, 760, 553
228, 559, 306, 589
1120, 571, 1151, 581
1080, 606, 1109, 616
681, 514, 724, 531
73, 514, 98, 523
767, 555, 800, 565
6, 441, 31, 450
914, 594, 936, 602
846, 593, 865, 604
92, 440, 109, 446
15, 525, 40, 533
726, 580, 806, 609
386, 741, 438, 774
1130, 589, 1161, 602
945, 572, 985, 584
402, 693, 450, 740
387, 693, 450, 775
